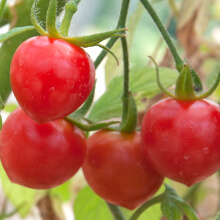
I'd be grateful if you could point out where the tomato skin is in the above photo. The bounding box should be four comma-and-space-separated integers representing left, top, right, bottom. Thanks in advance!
82, 130, 164, 210
10, 36, 95, 124
0, 108, 86, 189
141, 98, 220, 186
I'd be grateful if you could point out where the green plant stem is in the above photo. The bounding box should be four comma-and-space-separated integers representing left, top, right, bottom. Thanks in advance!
147, 13, 173, 66
106, 202, 126, 220
130, 194, 164, 220
121, 37, 130, 124
94, 0, 130, 69
59, 0, 81, 36
139, 0, 184, 72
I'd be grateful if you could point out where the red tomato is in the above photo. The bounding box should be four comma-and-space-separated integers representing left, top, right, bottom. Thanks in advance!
82, 130, 164, 210
141, 98, 220, 186
10, 36, 95, 124
0, 108, 86, 189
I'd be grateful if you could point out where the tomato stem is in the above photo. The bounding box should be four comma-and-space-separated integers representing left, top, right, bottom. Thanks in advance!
121, 37, 129, 122
94, 0, 130, 68
106, 202, 126, 220
139, 0, 203, 92
139, 0, 183, 71
59, 0, 81, 37
130, 194, 164, 220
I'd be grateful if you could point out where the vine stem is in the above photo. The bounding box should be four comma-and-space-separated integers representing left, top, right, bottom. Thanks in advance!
94, 0, 130, 218
94, 0, 130, 68
139, 0, 184, 72
106, 202, 126, 220
130, 194, 164, 220
121, 37, 130, 125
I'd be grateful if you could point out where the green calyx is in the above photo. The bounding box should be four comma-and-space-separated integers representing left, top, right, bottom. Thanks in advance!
150, 57, 220, 100
120, 92, 138, 133
31, 0, 126, 48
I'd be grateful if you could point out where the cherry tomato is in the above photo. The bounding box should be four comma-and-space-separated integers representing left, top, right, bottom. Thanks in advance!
141, 98, 220, 186
0, 108, 86, 189
10, 36, 95, 124
82, 130, 164, 210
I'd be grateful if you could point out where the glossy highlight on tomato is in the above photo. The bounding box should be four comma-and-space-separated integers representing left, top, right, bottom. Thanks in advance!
83, 130, 164, 210
141, 98, 220, 186
10, 36, 95, 124
0, 108, 87, 189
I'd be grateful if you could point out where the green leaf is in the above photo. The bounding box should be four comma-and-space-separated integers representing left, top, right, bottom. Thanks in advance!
0, 0, 7, 22
0, 163, 37, 217
74, 186, 113, 220
161, 200, 182, 220
0, 95, 4, 109
3, 103, 18, 112
163, 185, 199, 220
88, 65, 177, 121
215, 212, 220, 220
0, 26, 35, 43
50, 180, 72, 202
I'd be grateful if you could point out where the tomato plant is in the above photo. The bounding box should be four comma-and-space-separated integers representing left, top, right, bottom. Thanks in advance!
10, 36, 95, 124
82, 130, 164, 210
0, 107, 86, 189
141, 98, 220, 186
1, 0, 220, 219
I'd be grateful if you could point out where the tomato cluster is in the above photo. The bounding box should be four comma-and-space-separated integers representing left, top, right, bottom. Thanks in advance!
1, 34, 220, 211
0, 36, 95, 189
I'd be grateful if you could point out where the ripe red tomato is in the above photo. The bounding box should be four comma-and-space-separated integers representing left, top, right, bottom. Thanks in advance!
10, 36, 95, 124
141, 98, 220, 186
0, 108, 86, 189
82, 130, 164, 210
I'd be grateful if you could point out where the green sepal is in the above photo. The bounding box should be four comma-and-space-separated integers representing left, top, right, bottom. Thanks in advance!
63, 28, 126, 47
175, 63, 196, 100
97, 44, 119, 66
65, 117, 120, 132
46, 0, 61, 38
59, 0, 80, 36
120, 92, 137, 133
190, 67, 203, 92
31, 0, 48, 36
0, 26, 35, 43
151, 56, 220, 100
